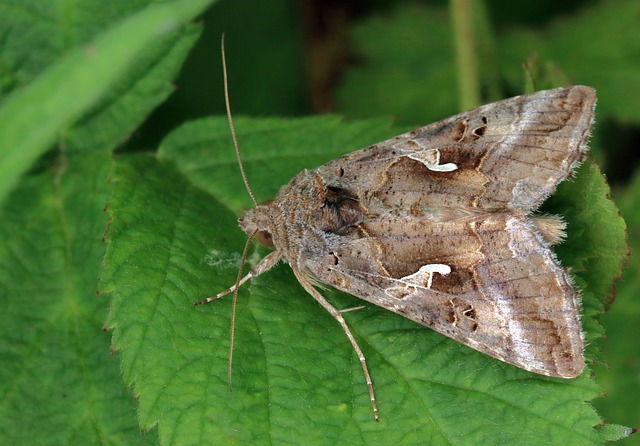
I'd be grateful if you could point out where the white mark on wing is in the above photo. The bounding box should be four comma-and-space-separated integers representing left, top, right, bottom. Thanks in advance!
408, 149, 458, 172
403, 263, 452, 288
384, 263, 451, 298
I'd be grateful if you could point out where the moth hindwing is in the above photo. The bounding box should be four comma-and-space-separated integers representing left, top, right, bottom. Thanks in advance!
203, 85, 596, 421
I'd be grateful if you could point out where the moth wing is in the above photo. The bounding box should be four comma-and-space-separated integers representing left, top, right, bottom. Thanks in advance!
303, 212, 585, 378
322, 86, 595, 212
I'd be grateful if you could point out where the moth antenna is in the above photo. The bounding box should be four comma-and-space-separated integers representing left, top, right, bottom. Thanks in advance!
228, 229, 258, 392
221, 34, 258, 206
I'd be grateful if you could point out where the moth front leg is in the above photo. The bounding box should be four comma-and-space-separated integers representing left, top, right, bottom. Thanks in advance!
291, 266, 379, 421
194, 250, 282, 305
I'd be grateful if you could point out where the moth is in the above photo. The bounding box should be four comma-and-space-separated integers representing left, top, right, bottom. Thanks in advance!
197, 83, 596, 421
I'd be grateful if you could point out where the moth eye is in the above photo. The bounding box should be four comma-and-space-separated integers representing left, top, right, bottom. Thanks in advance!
256, 230, 274, 247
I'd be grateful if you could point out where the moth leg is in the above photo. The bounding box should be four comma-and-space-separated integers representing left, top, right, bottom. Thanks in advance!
292, 267, 379, 421
339, 305, 366, 313
194, 250, 282, 305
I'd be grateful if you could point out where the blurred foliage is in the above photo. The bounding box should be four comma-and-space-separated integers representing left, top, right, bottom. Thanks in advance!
1, 0, 638, 444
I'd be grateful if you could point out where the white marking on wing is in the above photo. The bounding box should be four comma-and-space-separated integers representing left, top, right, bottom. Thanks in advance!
384, 263, 452, 298
402, 264, 452, 289
408, 149, 458, 172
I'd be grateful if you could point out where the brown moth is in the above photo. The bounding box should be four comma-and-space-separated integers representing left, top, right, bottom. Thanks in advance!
197, 84, 596, 421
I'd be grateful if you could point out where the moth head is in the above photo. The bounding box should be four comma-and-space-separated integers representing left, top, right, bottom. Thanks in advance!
238, 204, 274, 247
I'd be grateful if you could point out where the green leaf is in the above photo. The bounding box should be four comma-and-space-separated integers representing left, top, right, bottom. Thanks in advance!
596, 424, 637, 443
0, 151, 156, 445
592, 171, 640, 439
545, 161, 629, 363
0, 0, 214, 204
100, 116, 623, 444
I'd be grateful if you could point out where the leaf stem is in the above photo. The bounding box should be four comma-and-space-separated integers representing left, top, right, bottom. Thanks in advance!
450, 0, 481, 110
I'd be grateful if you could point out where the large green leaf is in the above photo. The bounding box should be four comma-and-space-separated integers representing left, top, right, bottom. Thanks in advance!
0, 151, 157, 445
593, 172, 640, 442
99, 116, 627, 444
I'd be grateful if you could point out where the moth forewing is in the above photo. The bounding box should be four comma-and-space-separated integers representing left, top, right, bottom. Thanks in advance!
205, 85, 596, 419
